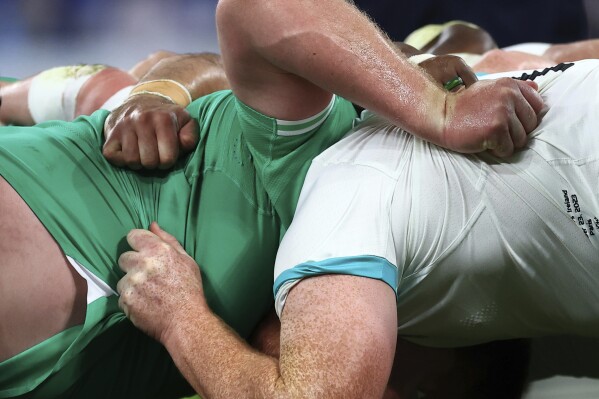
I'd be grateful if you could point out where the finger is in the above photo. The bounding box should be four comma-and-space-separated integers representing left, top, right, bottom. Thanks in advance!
512, 86, 540, 134
488, 124, 515, 158
121, 128, 142, 170
155, 115, 180, 169
444, 76, 465, 91
149, 222, 187, 255
515, 80, 544, 117
507, 110, 527, 150
420, 56, 463, 90
126, 228, 159, 252
178, 118, 199, 154
512, 92, 538, 141
455, 60, 478, 87
118, 250, 142, 273
135, 124, 161, 169
173, 108, 191, 132
102, 140, 125, 167
102, 122, 126, 167
521, 80, 539, 91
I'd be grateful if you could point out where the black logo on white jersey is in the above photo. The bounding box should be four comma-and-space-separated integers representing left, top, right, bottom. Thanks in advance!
511, 62, 574, 82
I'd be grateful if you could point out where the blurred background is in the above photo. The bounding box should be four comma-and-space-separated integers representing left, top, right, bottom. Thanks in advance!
1, 0, 599, 397
1, 0, 598, 78
0, 0, 220, 78
0, 0, 599, 78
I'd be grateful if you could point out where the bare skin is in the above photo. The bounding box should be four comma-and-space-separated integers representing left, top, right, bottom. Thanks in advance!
0, 67, 135, 126
75, 68, 137, 116
0, 177, 87, 362
114, 2, 544, 397
472, 49, 556, 74
0, 79, 32, 125
418, 23, 599, 73
128, 50, 178, 80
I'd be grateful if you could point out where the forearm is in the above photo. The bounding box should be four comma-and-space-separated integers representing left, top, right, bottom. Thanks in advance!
118, 227, 397, 399
219, 0, 447, 142
163, 306, 284, 399
544, 39, 599, 63
138, 53, 229, 100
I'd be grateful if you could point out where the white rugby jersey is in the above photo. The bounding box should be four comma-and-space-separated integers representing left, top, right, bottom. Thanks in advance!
274, 60, 599, 347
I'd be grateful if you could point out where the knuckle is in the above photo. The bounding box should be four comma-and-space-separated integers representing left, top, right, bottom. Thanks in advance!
127, 229, 139, 242
158, 241, 174, 254
128, 271, 144, 286
119, 288, 131, 304
102, 146, 116, 159
488, 117, 505, 133
136, 111, 153, 124
444, 54, 463, 65
156, 111, 178, 127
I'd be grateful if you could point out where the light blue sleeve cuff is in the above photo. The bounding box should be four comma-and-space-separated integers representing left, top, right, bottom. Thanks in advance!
274, 255, 399, 298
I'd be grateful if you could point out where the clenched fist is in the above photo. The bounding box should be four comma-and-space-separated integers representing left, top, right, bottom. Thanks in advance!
103, 95, 199, 170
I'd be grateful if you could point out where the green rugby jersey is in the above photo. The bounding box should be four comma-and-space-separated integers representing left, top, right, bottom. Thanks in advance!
0, 90, 356, 398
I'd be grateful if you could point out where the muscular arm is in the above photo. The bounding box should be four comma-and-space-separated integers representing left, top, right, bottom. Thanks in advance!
135, 52, 229, 100
117, 225, 398, 399
217, 0, 444, 137
171, 276, 396, 399
217, 0, 543, 157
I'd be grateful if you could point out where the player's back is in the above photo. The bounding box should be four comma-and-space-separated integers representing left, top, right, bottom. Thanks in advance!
274, 60, 599, 346
394, 60, 599, 346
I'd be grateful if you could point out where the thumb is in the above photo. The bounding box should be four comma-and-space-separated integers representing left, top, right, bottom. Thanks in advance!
520, 80, 539, 91
149, 222, 187, 255
175, 109, 199, 153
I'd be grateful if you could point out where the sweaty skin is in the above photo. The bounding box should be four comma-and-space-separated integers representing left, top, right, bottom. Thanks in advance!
115, 0, 546, 397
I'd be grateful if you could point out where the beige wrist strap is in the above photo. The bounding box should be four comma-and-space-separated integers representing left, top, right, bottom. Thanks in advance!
129, 79, 192, 107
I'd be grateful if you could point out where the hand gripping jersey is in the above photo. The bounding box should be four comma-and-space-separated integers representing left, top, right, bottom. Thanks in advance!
0, 91, 356, 398
274, 60, 599, 348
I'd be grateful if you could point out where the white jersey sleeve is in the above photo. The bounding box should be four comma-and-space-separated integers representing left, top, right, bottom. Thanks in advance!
273, 155, 400, 317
